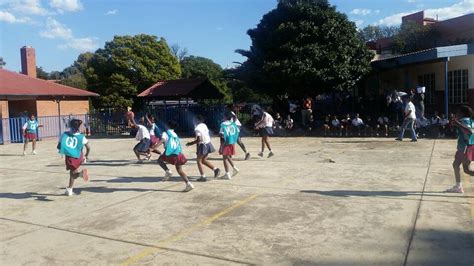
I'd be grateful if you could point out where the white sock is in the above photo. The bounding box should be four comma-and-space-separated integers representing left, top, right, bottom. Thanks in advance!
233, 167, 239, 171
226, 172, 230, 176
213, 167, 217, 171
187, 181, 192, 185
456, 182, 462, 187
201, 174, 206, 178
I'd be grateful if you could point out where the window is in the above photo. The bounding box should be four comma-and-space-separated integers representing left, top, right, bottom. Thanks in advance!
448, 69, 469, 104
417, 73, 435, 104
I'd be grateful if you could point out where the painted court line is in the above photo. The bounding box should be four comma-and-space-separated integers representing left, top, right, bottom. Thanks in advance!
121, 194, 259, 266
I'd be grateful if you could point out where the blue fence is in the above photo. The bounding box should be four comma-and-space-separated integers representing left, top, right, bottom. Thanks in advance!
0, 105, 244, 144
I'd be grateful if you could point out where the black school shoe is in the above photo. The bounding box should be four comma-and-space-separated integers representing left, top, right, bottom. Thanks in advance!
213, 168, 221, 178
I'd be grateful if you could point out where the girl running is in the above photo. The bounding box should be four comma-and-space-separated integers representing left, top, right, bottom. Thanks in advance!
58, 119, 90, 196
255, 110, 275, 158
157, 121, 194, 192
145, 114, 162, 157
131, 117, 151, 163
219, 112, 240, 180
445, 106, 474, 193
22, 114, 43, 155
228, 104, 251, 160
186, 115, 221, 182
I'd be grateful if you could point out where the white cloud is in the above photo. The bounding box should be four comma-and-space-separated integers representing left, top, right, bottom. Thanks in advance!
8, 0, 51, 16
354, 19, 364, 29
105, 9, 118, 15
0, 10, 31, 23
40, 17, 72, 39
216, 27, 224, 31
378, 0, 474, 26
59, 37, 98, 52
49, 0, 82, 13
350, 8, 373, 16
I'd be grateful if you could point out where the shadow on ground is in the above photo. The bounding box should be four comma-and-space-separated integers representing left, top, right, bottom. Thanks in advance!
300, 190, 473, 199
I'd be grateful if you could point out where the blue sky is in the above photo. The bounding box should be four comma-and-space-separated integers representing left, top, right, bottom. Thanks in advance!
1, 0, 473, 72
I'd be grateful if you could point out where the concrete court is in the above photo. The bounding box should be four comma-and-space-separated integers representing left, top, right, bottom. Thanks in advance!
0, 137, 472, 266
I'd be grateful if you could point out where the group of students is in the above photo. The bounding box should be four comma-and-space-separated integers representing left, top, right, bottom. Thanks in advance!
322, 113, 391, 137
54, 107, 277, 195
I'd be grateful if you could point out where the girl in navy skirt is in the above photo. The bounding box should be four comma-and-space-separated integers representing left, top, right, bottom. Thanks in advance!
186, 115, 221, 182
255, 111, 275, 158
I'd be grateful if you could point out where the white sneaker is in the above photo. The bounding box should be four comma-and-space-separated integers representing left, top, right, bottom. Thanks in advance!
221, 173, 232, 180
32, 150, 37, 155
163, 170, 172, 181
232, 167, 240, 177
184, 183, 194, 192
65, 187, 74, 196
22, 151, 26, 156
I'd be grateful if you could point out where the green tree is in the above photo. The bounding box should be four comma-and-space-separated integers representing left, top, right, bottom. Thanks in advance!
85, 34, 181, 108
358, 25, 399, 42
180, 55, 232, 102
36, 66, 49, 80
393, 21, 440, 54
236, 0, 373, 98
0, 57, 5, 69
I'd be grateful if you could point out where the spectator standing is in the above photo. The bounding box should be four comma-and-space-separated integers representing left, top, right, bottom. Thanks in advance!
301, 95, 313, 130
396, 95, 417, 142
351, 114, 365, 136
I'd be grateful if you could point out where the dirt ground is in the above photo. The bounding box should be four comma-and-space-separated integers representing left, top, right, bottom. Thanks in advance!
0, 137, 473, 265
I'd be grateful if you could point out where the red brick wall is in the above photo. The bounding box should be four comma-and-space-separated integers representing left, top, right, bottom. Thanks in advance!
37, 99, 89, 116
0, 100, 8, 119
20, 46, 37, 78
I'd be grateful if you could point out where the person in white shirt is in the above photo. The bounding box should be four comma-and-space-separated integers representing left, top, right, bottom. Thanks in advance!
396, 95, 417, 142
351, 113, 365, 136
228, 104, 251, 160
255, 110, 275, 158
331, 115, 343, 136
131, 117, 151, 163
186, 115, 221, 182
439, 114, 449, 137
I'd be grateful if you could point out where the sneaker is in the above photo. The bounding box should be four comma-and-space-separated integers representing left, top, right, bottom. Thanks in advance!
411, 139, 418, 142
163, 171, 172, 181
232, 167, 239, 177
445, 186, 464, 193
221, 173, 232, 180
82, 169, 89, 182
213, 168, 221, 178
65, 187, 74, 196
258, 152, 264, 158
22, 151, 26, 156
197, 176, 208, 182
245, 153, 251, 160
184, 183, 194, 192
395, 138, 402, 141
32, 150, 37, 155
268, 152, 274, 158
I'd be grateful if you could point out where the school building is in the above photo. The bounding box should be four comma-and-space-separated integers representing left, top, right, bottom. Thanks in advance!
365, 11, 474, 116
0, 46, 98, 143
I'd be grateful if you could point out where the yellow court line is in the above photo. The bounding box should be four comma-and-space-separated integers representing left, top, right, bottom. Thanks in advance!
121, 194, 259, 266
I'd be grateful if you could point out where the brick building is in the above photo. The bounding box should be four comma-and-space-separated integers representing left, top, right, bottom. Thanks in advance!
365, 12, 474, 116
0, 46, 98, 119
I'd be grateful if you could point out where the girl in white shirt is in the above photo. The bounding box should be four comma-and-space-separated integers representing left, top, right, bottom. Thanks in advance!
186, 115, 221, 182
255, 111, 275, 158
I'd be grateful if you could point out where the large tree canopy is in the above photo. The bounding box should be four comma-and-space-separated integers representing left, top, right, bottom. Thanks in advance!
236, 0, 373, 98
180, 55, 232, 102
85, 34, 181, 108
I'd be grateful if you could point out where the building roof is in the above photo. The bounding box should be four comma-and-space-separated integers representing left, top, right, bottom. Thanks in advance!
371, 43, 474, 70
0, 69, 99, 97
138, 78, 224, 100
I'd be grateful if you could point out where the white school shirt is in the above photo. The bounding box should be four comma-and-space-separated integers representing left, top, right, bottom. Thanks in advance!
431, 117, 440, 125
352, 118, 364, 127
149, 124, 156, 136
230, 111, 242, 127
405, 102, 417, 120
331, 119, 340, 127
439, 118, 449, 126
256, 112, 274, 128
194, 123, 211, 144
136, 125, 151, 141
